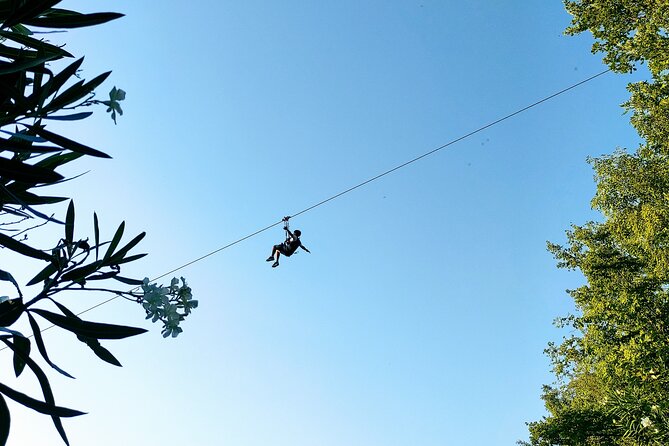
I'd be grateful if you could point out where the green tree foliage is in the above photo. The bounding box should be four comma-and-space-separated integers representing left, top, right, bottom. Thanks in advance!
524, 1, 669, 445
0, 2, 197, 445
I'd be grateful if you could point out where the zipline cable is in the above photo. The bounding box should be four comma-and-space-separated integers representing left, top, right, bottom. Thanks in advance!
3, 68, 612, 341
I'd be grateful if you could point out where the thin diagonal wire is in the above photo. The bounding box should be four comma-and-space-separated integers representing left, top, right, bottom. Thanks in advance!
2, 68, 611, 347
291, 68, 611, 218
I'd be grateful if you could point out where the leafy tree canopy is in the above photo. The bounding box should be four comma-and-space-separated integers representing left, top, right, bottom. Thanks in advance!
524, 2, 669, 445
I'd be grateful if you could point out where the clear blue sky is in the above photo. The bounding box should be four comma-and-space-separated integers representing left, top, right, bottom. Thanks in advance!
0, 1, 647, 445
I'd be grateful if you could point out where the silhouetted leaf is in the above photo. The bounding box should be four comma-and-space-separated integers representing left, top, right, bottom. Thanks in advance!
0, 54, 55, 75
82, 71, 111, 93
34, 127, 110, 158
113, 253, 147, 266
0, 298, 23, 327
65, 200, 74, 245
12, 335, 30, 377
43, 79, 85, 111
26, 313, 74, 378
34, 151, 82, 170
0, 232, 51, 261
77, 335, 121, 367
85, 271, 117, 281
0, 393, 9, 446
103, 221, 124, 261
24, 11, 124, 29
112, 276, 144, 286
31, 57, 83, 108
0, 30, 72, 58
94, 212, 99, 261
0, 157, 63, 183
43, 112, 93, 121
26, 262, 58, 286
0, 137, 60, 154
0, 383, 83, 417
0, 270, 19, 296
2, 0, 62, 28
0, 188, 68, 206
108, 231, 145, 264
1, 334, 84, 445
60, 260, 101, 282
30, 308, 147, 339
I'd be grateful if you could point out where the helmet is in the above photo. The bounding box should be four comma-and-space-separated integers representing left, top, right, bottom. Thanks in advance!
294, 230, 301, 237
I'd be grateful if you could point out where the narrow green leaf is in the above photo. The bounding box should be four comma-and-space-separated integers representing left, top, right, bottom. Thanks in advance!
77, 336, 122, 367
26, 261, 58, 286
93, 212, 100, 261
34, 151, 83, 170
26, 313, 73, 378
43, 112, 93, 121
12, 335, 30, 377
33, 127, 110, 159
43, 79, 86, 112
10, 24, 33, 35
0, 336, 82, 444
30, 308, 147, 340
0, 157, 63, 183
60, 260, 101, 282
0, 54, 56, 75
103, 221, 125, 261
0, 30, 72, 58
0, 137, 60, 154
113, 253, 147, 266
64, 200, 74, 245
0, 188, 68, 206
0, 393, 9, 446
2, 0, 62, 28
81, 71, 111, 93
31, 57, 83, 108
112, 276, 144, 286
0, 232, 51, 261
0, 382, 84, 417
24, 12, 124, 29
0, 270, 19, 295
108, 232, 145, 264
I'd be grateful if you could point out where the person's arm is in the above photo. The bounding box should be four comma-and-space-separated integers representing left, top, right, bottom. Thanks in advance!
300, 245, 310, 253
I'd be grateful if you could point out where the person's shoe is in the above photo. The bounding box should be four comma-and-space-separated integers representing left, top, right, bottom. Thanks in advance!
272, 262, 279, 268
266, 256, 274, 262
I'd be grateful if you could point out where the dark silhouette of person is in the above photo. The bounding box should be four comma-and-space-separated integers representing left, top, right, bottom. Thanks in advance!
267, 226, 310, 267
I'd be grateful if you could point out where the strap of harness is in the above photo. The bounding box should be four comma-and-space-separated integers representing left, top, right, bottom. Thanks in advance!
283, 216, 290, 241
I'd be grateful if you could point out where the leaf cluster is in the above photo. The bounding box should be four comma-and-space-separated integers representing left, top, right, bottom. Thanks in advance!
0, 2, 151, 446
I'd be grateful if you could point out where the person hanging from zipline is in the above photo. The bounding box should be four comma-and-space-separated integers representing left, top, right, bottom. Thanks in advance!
266, 217, 310, 268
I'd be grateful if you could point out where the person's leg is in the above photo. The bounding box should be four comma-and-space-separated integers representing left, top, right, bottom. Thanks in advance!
267, 245, 280, 261
272, 245, 286, 267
